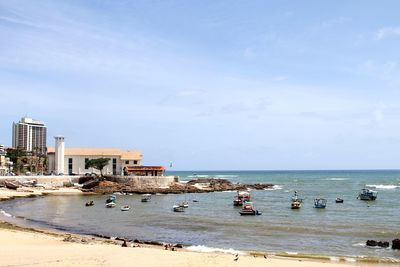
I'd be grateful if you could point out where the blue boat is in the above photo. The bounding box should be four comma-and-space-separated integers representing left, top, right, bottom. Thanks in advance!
314, 198, 327, 208
106, 195, 117, 203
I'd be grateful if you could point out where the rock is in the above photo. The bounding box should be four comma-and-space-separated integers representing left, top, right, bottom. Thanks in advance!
81, 179, 100, 189
392, 239, 400, 249
366, 240, 390, 248
377, 241, 389, 248
378, 241, 389, 248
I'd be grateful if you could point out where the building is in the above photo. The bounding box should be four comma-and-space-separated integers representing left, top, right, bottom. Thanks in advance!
124, 166, 165, 176
12, 117, 47, 154
47, 136, 142, 175
0, 144, 12, 175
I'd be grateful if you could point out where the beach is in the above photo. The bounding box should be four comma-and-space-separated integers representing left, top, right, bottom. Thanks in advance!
0, 220, 362, 267
1, 170, 400, 266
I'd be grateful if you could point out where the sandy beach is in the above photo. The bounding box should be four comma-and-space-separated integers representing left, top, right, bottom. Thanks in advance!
0, 187, 393, 267
0, 221, 366, 267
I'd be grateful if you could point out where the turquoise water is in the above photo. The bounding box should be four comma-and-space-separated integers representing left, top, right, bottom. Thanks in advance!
1, 170, 400, 260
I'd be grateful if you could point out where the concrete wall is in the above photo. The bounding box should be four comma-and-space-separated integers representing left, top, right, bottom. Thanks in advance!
111, 175, 178, 188
1, 175, 179, 189
0, 175, 79, 187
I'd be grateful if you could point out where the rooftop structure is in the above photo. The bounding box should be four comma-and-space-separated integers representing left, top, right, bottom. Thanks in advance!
12, 117, 47, 154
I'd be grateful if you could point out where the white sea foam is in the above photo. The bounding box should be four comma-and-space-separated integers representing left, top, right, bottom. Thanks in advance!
366, 184, 399, 189
344, 257, 356, 262
325, 178, 348, 181
352, 242, 365, 247
215, 175, 239, 178
0, 210, 12, 217
186, 245, 245, 255
187, 175, 209, 178
264, 185, 283, 190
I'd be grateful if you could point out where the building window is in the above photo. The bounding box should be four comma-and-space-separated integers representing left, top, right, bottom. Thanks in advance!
133, 160, 138, 165
112, 158, 117, 175
85, 158, 89, 169
68, 158, 73, 175
125, 160, 129, 164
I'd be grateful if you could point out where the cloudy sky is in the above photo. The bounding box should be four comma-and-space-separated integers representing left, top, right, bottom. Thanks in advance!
1, 0, 400, 170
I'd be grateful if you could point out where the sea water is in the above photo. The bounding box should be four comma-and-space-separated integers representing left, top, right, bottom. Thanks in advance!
1, 170, 400, 260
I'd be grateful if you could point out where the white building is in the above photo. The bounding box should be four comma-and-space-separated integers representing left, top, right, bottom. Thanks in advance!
0, 144, 12, 175
12, 117, 47, 154
47, 144, 142, 176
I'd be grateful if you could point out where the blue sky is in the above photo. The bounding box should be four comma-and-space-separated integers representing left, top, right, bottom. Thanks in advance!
1, 1, 400, 170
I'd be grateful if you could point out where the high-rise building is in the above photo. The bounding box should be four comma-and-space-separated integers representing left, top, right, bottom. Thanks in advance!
12, 117, 47, 154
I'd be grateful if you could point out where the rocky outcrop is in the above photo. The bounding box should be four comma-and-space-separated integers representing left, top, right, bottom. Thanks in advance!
81, 179, 100, 190
86, 178, 274, 194
366, 240, 389, 248
392, 239, 400, 249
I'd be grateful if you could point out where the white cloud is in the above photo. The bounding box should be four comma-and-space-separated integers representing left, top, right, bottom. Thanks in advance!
375, 26, 400, 40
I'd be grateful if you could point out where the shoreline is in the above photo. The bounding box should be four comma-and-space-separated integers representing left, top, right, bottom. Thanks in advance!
0, 187, 399, 266
0, 220, 377, 267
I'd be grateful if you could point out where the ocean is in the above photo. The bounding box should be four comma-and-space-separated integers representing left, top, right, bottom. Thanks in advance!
1, 170, 400, 262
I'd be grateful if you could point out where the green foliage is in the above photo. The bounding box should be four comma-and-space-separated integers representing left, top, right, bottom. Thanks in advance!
86, 158, 110, 176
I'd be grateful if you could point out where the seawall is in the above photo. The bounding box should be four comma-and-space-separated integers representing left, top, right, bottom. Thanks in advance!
0, 175, 179, 188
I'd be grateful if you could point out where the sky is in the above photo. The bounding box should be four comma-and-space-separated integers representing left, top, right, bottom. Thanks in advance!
1, 0, 400, 170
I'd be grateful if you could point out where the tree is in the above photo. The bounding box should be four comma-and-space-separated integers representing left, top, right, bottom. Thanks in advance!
6, 148, 26, 174
86, 158, 110, 177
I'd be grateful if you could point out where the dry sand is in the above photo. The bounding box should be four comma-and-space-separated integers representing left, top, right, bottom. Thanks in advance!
0, 224, 370, 267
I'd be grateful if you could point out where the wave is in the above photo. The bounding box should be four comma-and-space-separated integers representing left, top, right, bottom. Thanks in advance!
325, 178, 349, 181
187, 175, 209, 178
215, 175, 239, 178
366, 184, 399, 189
0, 210, 13, 217
186, 245, 245, 255
264, 185, 283, 190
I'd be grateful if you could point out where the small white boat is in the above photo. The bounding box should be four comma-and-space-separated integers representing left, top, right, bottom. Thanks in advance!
179, 201, 189, 208
173, 205, 185, 212
121, 205, 130, 211
106, 202, 116, 208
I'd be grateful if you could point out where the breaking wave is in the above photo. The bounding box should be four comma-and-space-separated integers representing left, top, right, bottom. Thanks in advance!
366, 184, 399, 190
186, 245, 245, 255
264, 185, 283, 190
0, 210, 12, 217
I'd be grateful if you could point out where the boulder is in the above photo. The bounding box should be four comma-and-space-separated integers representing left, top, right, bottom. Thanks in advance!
81, 179, 100, 189
392, 239, 400, 250
366, 240, 377, 246
377, 241, 389, 248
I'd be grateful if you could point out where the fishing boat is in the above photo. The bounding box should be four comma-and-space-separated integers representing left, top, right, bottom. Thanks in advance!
179, 201, 189, 208
291, 191, 302, 209
233, 191, 251, 206
141, 194, 152, 202
239, 202, 261, 216
106, 195, 117, 203
120, 205, 130, 211
314, 198, 327, 208
106, 202, 116, 208
335, 198, 344, 203
357, 188, 378, 201
85, 200, 94, 206
173, 205, 185, 212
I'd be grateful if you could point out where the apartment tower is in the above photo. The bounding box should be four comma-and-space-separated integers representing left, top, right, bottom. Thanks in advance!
12, 117, 47, 154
